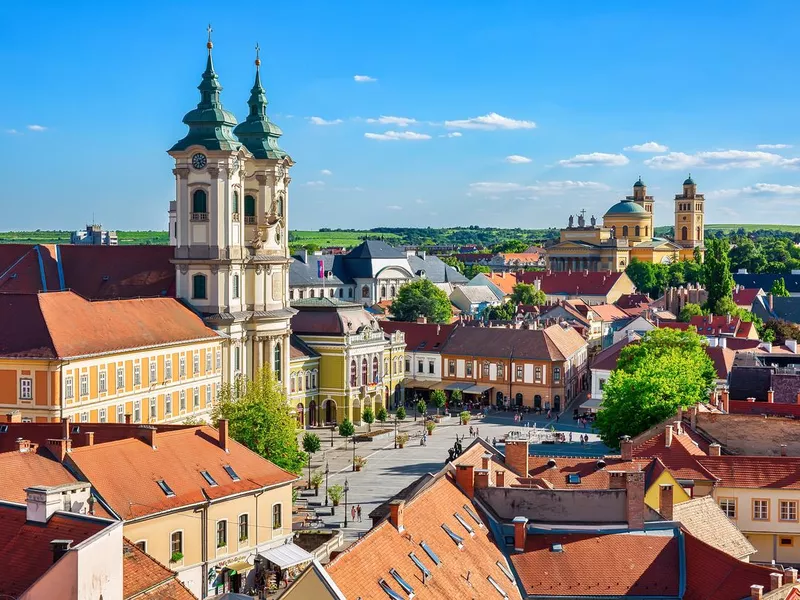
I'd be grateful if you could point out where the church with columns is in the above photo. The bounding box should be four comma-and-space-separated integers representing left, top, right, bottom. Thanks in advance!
546, 177, 705, 273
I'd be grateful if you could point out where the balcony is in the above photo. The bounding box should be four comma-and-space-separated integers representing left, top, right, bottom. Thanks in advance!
191, 212, 209, 222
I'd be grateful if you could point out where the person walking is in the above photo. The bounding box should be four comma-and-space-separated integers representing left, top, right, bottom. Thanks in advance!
569, 432, 573, 443
351, 506, 356, 522
357, 504, 362, 522
475, 427, 479, 438
469, 425, 474, 437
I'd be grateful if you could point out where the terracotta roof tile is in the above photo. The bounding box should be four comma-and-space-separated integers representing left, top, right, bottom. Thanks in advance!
588, 303, 630, 322
123, 537, 197, 599
484, 272, 517, 295
733, 287, 762, 308
706, 346, 735, 380
590, 334, 640, 371
0, 244, 60, 293
326, 473, 522, 600
451, 439, 521, 486
525, 456, 651, 489
0, 450, 78, 503
632, 429, 717, 481
441, 323, 586, 361
697, 456, 800, 489
616, 293, 652, 310
517, 271, 627, 297
672, 496, 756, 559
380, 321, 456, 353
67, 426, 297, 519
510, 531, 680, 597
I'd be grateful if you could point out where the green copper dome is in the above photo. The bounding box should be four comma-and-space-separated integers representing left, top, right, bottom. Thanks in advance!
233, 54, 288, 160
170, 41, 241, 153
604, 198, 647, 215
633, 176, 645, 188
684, 175, 695, 185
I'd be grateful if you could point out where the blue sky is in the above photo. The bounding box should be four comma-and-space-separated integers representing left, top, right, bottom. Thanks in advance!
3, 1, 800, 231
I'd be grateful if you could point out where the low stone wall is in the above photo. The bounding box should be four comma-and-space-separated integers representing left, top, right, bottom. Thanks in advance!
294, 529, 344, 562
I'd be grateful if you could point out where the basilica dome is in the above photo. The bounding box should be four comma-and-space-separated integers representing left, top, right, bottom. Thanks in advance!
604, 198, 647, 216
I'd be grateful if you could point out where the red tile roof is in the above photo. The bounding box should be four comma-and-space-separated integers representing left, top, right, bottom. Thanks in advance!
0, 291, 219, 359
697, 456, 800, 489
0, 450, 78, 503
441, 323, 586, 361
123, 537, 197, 599
706, 346, 735, 380
484, 272, 517, 295
616, 293, 652, 310
510, 531, 680, 597
326, 472, 522, 600
728, 399, 800, 417
67, 426, 297, 519
379, 321, 456, 353
517, 271, 627, 297
0, 503, 110, 598
632, 428, 717, 482
590, 334, 640, 371
525, 456, 651, 489
688, 315, 755, 338
0, 244, 60, 293
733, 287, 762, 309
588, 303, 629, 322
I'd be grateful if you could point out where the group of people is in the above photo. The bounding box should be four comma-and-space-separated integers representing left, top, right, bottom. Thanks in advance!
468, 425, 480, 438
350, 504, 363, 522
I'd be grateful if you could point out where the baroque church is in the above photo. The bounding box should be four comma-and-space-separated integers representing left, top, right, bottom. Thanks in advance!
167, 31, 296, 387
546, 177, 705, 273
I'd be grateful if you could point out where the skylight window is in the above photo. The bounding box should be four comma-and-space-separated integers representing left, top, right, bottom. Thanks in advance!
420, 541, 441, 565
463, 504, 484, 528
567, 473, 581, 484
223, 465, 240, 481
156, 479, 175, 497
442, 524, 464, 548
71, 425, 80, 434
454, 512, 474, 536
389, 568, 414, 595
0, 425, 7, 433
496, 560, 514, 582
200, 471, 218, 486
488, 575, 509, 598
379, 579, 405, 600
409, 553, 431, 579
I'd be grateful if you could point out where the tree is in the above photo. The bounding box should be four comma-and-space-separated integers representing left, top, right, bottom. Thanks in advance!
464, 264, 491, 279
510, 283, 546, 306
770, 277, 791, 297
704, 238, 734, 314
416, 399, 427, 418
679, 303, 705, 322
376, 405, 388, 423
212, 370, 306, 475
338, 418, 355, 441
396, 405, 406, 420
430, 389, 447, 415
492, 239, 528, 253
762, 319, 800, 344
441, 256, 465, 273
391, 279, 453, 323
485, 301, 516, 321
362, 406, 375, 432
302, 433, 321, 488
595, 328, 716, 447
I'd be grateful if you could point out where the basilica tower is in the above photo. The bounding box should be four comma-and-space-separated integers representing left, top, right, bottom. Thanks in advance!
674, 175, 705, 250
168, 31, 294, 390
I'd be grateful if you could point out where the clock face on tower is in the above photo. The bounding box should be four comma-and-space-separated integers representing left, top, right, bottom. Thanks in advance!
191, 153, 207, 169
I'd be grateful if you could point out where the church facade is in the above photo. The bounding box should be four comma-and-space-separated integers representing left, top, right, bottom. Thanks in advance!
168, 34, 296, 389
546, 177, 705, 273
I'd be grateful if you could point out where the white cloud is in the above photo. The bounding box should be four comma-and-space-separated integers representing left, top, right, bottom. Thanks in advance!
415, 198, 425, 204
303, 181, 326, 187
320, 169, 333, 176
364, 131, 432, 141
308, 116, 343, 126
559, 152, 630, 167
445, 112, 536, 130
354, 75, 377, 83
440, 132, 463, 138
366, 116, 416, 127
505, 155, 532, 164
708, 183, 800, 198
624, 141, 668, 153
386, 205, 403, 210
27, 124, 46, 132
469, 180, 610, 195
645, 149, 800, 170
757, 144, 792, 150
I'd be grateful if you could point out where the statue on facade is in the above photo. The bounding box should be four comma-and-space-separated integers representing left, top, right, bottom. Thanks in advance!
590, 214, 597, 227
251, 228, 265, 250
568, 214, 574, 228
578, 209, 586, 228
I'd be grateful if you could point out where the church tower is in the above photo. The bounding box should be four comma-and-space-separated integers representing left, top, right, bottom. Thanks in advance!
674, 175, 705, 250
168, 31, 294, 390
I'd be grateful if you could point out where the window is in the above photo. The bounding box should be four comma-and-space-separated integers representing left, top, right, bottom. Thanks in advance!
635, 225, 641, 237
180, 390, 186, 412
232, 274, 240, 299
429, 361, 435, 374
466, 362, 473, 377
409, 553, 431, 579
244, 195, 256, 224
217, 520, 227, 547
718, 498, 736, 519
405, 358, 410, 373
193, 352, 199, 376
179, 356, 186, 378
449, 360, 456, 376
488, 575, 509, 599
239, 514, 249, 542
515, 365, 523, 381
99, 408, 107, 423
165, 394, 172, 416
192, 273, 207, 299
117, 404, 124, 423
348, 288, 353, 298
299, 290, 304, 299
361, 358, 368, 386
753, 499, 769, 521
157, 480, 175, 497
463, 504, 484, 527
205, 350, 212, 373
117, 367, 125, 390
378, 579, 405, 600
389, 568, 414, 596
133, 400, 141, 423
234, 347, 240, 372
65, 376, 74, 399
224, 465, 240, 481
567, 473, 581, 484
133, 364, 141, 386
135, 540, 147, 552
192, 189, 208, 219
454, 512, 474, 536
373, 357, 379, 382
553, 367, 561, 383
149, 398, 157, 420
200, 471, 218, 486
781, 500, 798, 522
381, 285, 386, 298
496, 363, 504, 381
681, 226, 688, 241
310, 289, 315, 298
483, 362, 490, 378
81, 412, 88, 423
149, 360, 157, 383
193, 388, 200, 409
274, 344, 282, 382
622, 225, 629, 237
420, 541, 441, 565
170, 531, 183, 556
362, 285, 370, 298
534, 366, 542, 382
781, 537, 794, 547
206, 385, 212, 406
390, 285, 396, 297
232, 190, 239, 216
273, 504, 283, 530
418, 360, 424, 374
80, 374, 89, 396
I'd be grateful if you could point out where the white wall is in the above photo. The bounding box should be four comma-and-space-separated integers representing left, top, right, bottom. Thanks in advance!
591, 368, 610, 401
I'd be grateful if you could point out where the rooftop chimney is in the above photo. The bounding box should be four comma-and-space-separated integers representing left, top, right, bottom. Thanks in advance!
504, 440, 529, 476
62, 417, 70, 442
50, 539, 73, 564
85, 431, 95, 447
781, 444, 788, 457
496, 470, 505, 487
6, 410, 21, 423
625, 471, 645, 530
218, 419, 229, 453
389, 499, 405, 532
47, 438, 72, 462
787, 339, 798, 353
417, 316, 427, 324
665, 425, 674, 448
770, 572, 783, 591
659, 484, 674, 520
15, 438, 32, 453
747, 397, 756, 403
721, 389, 730, 413
456, 464, 475, 498
620, 436, 633, 460
513, 516, 528, 552
750, 584, 763, 600
481, 453, 492, 470
709, 443, 721, 456
768, 389, 775, 404
27, 486, 64, 523
474, 468, 490, 491
784, 567, 798, 584
125, 413, 132, 424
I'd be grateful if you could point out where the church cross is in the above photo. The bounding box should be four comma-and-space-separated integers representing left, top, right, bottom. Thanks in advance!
207, 24, 213, 43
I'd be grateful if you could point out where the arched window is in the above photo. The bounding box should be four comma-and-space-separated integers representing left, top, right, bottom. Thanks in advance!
361, 358, 368, 386
338, 288, 343, 298
682, 226, 688, 240
275, 227, 281, 244
290, 374, 296, 393
232, 274, 240, 299
696, 226, 701, 239
372, 357, 379, 383
350, 360, 357, 386
192, 190, 207, 219
645, 226, 649, 236
310, 289, 315, 298
622, 225, 629, 237
390, 285, 396, 297
232, 191, 239, 214
244, 195, 256, 224
329, 289, 334, 297
192, 274, 207, 299
276, 194, 284, 217
381, 286, 386, 298
635, 225, 640, 237
312, 370, 317, 388
348, 288, 353, 298
274, 343, 282, 381
361, 285, 370, 298
306, 372, 311, 389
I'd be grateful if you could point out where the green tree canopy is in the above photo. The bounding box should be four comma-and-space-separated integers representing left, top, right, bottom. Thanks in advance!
492, 239, 528, 253
763, 319, 800, 344
362, 406, 375, 431
510, 283, 546, 306
679, 303, 705, 322
396, 406, 406, 420
391, 279, 453, 323
338, 418, 355, 439
485, 301, 516, 321
376, 405, 388, 423
704, 238, 734, 314
212, 370, 306, 475
430, 389, 447, 415
595, 328, 716, 447
464, 264, 491, 279
770, 277, 791, 297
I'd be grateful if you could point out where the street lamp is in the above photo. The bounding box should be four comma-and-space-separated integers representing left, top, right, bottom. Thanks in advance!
414, 394, 418, 421
324, 462, 330, 506
330, 424, 335, 448
352, 435, 357, 472
393, 417, 398, 449
344, 478, 350, 527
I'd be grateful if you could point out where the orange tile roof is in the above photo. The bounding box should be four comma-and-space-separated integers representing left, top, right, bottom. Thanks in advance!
587, 303, 629, 322
451, 439, 521, 486
326, 473, 522, 600
0, 450, 78, 503
525, 456, 651, 489
697, 456, 800, 489
510, 531, 680, 597
67, 426, 297, 519
484, 272, 518, 295
517, 270, 626, 297
632, 429, 717, 482
123, 538, 197, 599
0, 291, 219, 359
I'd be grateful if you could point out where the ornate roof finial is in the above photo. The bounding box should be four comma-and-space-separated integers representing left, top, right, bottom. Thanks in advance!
255, 43, 261, 67
207, 23, 213, 51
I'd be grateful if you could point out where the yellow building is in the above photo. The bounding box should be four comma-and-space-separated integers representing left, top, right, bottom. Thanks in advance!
289, 298, 405, 426
288, 336, 321, 428
547, 177, 704, 273
0, 291, 223, 424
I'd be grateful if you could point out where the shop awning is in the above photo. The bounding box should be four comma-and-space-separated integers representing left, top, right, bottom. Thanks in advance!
259, 544, 314, 569
580, 398, 603, 412
445, 382, 474, 392
224, 561, 254, 575
402, 379, 436, 390
463, 384, 493, 395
